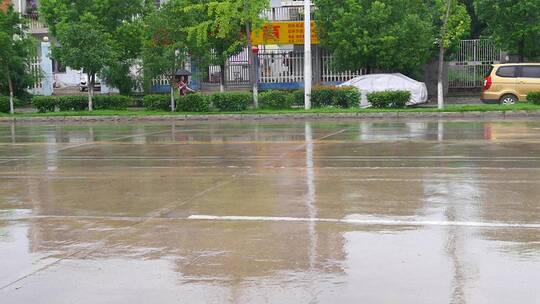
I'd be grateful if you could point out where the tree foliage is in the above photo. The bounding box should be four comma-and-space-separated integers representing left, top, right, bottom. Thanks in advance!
314, 0, 470, 74
141, 0, 200, 110
458, 0, 484, 38
314, 0, 435, 73
142, 0, 193, 82
475, 0, 540, 61
433, 0, 470, 52
40, 0, 148, 96
183, 0, 267, 91
0, 5, 36, 113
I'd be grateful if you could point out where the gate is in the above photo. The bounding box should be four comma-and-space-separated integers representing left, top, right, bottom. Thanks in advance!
448, 39, 502, 89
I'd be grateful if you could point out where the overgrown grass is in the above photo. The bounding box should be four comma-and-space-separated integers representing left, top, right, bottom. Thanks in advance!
2, 103, 540, 117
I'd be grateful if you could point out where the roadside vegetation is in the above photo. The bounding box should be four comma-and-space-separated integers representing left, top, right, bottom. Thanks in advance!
3, 102, 540, 118
2, 89, 540, 115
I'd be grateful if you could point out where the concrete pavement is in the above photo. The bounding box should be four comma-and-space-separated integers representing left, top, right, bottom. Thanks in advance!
1, 120, 539, 303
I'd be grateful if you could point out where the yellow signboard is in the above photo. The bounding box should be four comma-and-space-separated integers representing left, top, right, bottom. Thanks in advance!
251, 21, 320, 45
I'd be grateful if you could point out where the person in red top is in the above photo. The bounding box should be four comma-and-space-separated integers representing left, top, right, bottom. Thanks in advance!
177, 76, 194, 96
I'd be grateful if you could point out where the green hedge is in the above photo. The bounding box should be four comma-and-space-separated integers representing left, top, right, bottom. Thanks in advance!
210, 92, 251, 111
57, 96, 87, 111
259, 90, 293, 109
32, 95, 133, 112
0, 96, 9, 113
311, 86, 360, 108
93, 95, 132, 110
32, 96, 56, 112
177, 93, 210, 112
142, 94, 171, 111
527, 92, 540, 105
291, 90, 305, 107
368, 90, 411, 109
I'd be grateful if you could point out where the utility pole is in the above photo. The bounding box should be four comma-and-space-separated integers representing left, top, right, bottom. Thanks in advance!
304, 0, 312, 110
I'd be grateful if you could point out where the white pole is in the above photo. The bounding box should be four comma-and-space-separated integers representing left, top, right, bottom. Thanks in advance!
304, 0, 312, 110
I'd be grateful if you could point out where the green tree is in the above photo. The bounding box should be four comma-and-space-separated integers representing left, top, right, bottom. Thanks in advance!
433, 0, 470, 108
475, 0, 540, 62
0, 5, 36, 114
459, 0, 484, 38
185, 0, 267, 93
141, 0, 197, 111
53, 14, 114, 110
40, 0, 148, 103
313, 0, 435, 74
102, 19, 145, 95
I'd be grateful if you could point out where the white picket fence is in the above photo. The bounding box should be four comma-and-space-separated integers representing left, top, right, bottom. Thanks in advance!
257, 49, 364, 84
258, 50, 305, 83
320, 50, 366, 83
27, 57, 43, 94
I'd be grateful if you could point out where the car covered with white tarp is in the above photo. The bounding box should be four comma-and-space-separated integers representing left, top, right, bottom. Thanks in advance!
339, 73, 429, 107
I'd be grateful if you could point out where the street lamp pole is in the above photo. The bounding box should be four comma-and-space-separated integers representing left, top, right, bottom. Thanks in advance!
304, 0, 312, 110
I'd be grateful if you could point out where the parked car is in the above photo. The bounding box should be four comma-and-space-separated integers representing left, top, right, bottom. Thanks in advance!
79, 73, 102, 92
482, 63, 540, 104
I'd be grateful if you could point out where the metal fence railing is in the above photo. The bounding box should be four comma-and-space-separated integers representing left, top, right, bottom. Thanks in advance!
25, 57, 44, 95
200, 49, 251, 86
257, 49, 363, 84
320, 50, 366, 83
258, 50, 304, 83
23, 13, 47, 32
261, 6, 311, 21
448, 39, 502, 88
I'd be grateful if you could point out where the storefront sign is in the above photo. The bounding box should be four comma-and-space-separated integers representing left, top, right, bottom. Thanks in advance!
251, 21, 320, 45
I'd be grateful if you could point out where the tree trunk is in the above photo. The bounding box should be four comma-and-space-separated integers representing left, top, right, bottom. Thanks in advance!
437, 0, 452, 110
170, 76, 176, 112
246, 23, 258, 108
437, 46, 446, 110
220, 63, 226, 93
518, 38, 525, 63
88, 73, 94, 111
6, 69, 14, 114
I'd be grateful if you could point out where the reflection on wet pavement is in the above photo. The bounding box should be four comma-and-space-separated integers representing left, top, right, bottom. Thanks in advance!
1, 120, 540, 303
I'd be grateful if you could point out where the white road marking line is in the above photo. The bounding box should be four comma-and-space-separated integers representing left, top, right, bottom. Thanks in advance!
188, 215, 540, 229
7, 213, 539, 229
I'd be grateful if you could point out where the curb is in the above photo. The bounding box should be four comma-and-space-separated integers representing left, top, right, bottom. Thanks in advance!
1, 110, 540, 124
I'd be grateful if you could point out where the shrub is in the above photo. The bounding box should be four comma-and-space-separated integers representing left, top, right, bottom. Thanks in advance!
93, 95, 132, 110
57, 96, 87, 111
259, 90, 293, 109
143, 94, 171, 111
311, 86, 360, 108
32, 95, 134, 112
527, 92, 540, 105
32, 96, 57, 112
291, 90, 305, 107
0, 96, 10, 113
210, 92, 251, 111
177, 93, 210, 112
368, 90, 411, 109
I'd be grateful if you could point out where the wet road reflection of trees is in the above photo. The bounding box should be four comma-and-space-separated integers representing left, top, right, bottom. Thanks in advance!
1, 120, 540, 300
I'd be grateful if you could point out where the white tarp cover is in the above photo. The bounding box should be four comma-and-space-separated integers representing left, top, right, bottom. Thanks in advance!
339, 73, 428, 106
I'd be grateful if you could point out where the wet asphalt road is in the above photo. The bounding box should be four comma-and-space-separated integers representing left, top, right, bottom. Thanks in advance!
0, 120, 539, 304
